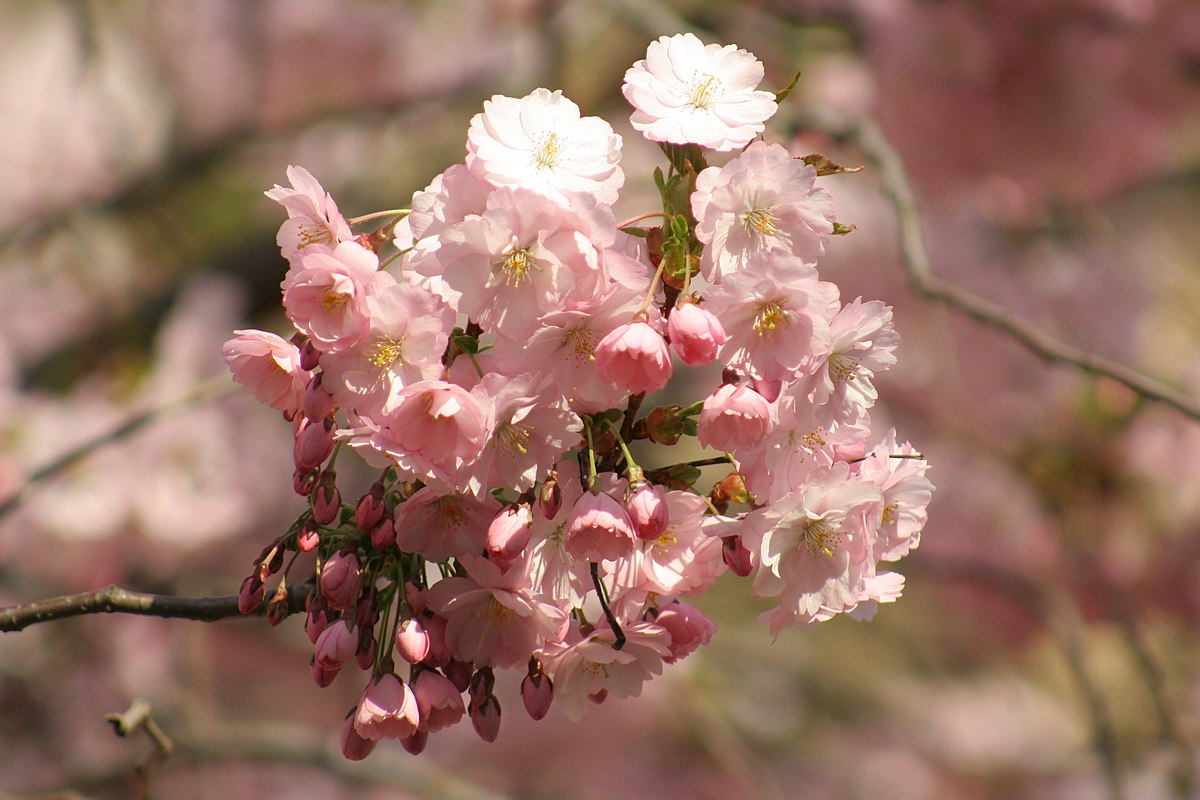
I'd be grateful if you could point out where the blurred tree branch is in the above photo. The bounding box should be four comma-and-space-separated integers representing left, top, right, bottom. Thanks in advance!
0, 581, 310, 633
852, 118, 1200, 424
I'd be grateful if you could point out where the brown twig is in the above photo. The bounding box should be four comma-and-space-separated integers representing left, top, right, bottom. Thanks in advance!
0, 581, 311, 633
852, 117, 1200, 424
105, 699, 175, 800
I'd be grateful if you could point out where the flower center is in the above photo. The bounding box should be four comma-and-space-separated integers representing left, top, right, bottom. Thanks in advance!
485, 597, 515, 627
533, 132, 563, 170
803, 519, 841, 557
881, 502, 899, 527
496, 246, 539, 288
496, 421, 531, 456
688, 72, 723, 110
369, 336, 404, 368
752, 301, 789, 336
298, 221, 334, 250
744, 208, 780, 237
436, 496, 466, 528
563, 326, 598, 364
322, 289, 350, 312
828, 352, 858, 382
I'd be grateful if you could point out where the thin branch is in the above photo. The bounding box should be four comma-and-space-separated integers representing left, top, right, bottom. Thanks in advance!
0, 378, 235, 523
852, 117, 1200, 424
105, 699, 174, 800
0, 581, 311, 633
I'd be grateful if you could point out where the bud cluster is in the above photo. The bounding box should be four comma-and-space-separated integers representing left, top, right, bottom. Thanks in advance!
223, 32, 933, 759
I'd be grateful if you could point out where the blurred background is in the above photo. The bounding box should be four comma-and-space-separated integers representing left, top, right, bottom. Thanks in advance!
2, 0, 1200, 798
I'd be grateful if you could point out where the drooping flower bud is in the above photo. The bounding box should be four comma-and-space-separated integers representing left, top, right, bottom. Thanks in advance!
538, 471, 562, 519
238, 575, 264, 615
412, 669, 466, 732
625, 483, 669, 540
521, 658, 553, 720
302, 371, 336, 422
266, 584, 290, 627
722, 535, 753, 577
401, 729, 429, 755
294, 417, 336, 473
340, 714, 376, 761
594, 320, 673, 395
298, 339, 321, 372
469, 694, 502, 743
310, 659, 339, 688
320, 550, 361, 611
565, 491, 636, 561
293, 467, 319, 496
668, 301, 727, 366
297, 518, 320, 552
311, 470, 341, 526
445, 659, 474, 693
355, 482, 386, 531
395, 616, 431, 664
486, 504, 532, 561
697, 383, 773, 452
370, 517, 395, 550
315, 620, 357, 671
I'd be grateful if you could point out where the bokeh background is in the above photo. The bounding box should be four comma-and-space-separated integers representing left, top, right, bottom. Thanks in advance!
3, 1, 1200, 798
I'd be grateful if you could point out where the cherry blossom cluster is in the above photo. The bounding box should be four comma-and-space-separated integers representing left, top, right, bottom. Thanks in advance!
222, 32, 933, 759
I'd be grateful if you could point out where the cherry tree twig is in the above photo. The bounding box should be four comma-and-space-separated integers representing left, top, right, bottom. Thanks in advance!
851, 117, 1200, 424
0, 581, 311, 633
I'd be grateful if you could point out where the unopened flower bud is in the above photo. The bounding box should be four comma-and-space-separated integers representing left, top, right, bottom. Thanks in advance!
445, 659, 474, 693
470, 695, 502, 743
310, 659, 339, 688
521, 660, 553, 720
370, 517, 395, 550
320, 550, 361, 611
299, 339, 321, 372
538, 472, 562, 519
355, 482, 386, 531
625, 483, 669, 540
356, 628, 377, 672
594, 321, 673, 395
294, 417, 336, 473
469, 667, 496, 707
293, 467, 319, 496
315, 620, 357, 670
697, 383, 773, 452
565, 491, 636, 562
423, 613, 451, 668
668, 301, 727, 365
238, 575, 264, 615
395, 616, 431, 664
400, 729, 429, 755
722, 535, 753, 577
311, 470, 340, 526
297, 518, 320, 552
302, 371, 336, 422
305, 596, 331, 643
487, 505, 532, 561
266, 584, 290, 627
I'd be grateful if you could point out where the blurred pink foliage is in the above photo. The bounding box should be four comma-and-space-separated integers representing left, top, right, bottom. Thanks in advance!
2, 1, 1200, 799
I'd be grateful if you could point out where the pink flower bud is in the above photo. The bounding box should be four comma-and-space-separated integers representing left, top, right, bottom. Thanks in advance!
655, 600, 717, 663
413, 670, 466, 732
305, 597, 331, 643
355, 483, 386, 531
486, 505, 532, 561
315, 620, 357, 670
751, 375, 782, 403
370, 517, 395, 550
298, 338, 321, 371
311, 470, 340, 526
238, 575, 264, 615
565, 491, 636, 561
266, 584, 290, 627
401, 729, 429, 755
625, 483, 669, 541
538, 472, 562, 519
469, 667, 496, 708
469, 695, 502, 743
293, 468, 318, 496
297, 518, 320, 552
340, 714, 376, 761
310, 659, 339, 688
722, 535, 753, 577
320, 550, 361, 610
697, 383, 773, 452
521, 664, 553, 721
668, 302, 727, 365
294, 417, 335, 472
356, 630, 377, 672
395, 616, 431, 664
594, 320, 673, 395
354, 674, 420, 741
405, 583, 428, 615
302, 371, 336, 422
423, 613, 451, 668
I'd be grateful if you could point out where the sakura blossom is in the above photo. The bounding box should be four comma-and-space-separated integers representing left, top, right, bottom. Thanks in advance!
221, 329, 310, 417
622, 33, 778, 151
265, 165, 354, 261
466, 88, 625, 205
593, 319, 673, 395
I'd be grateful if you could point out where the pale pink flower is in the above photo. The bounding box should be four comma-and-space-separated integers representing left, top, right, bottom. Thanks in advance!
392, 487, 500, 562
593, 320, 673, 395
703, 251, 840, 381
697, 383, 774, 453
565, 490, 637, 562
411, 670, 466, 732
426, 554, 569, 669
692, 141, 836, 282
537, 620, 670, 721
417, 187, 602, 340
857, 430, 933, 563
222, 329, 309, 416
467, 88, 625, 205
313, 619, 357, 671
265, 165, 354, 261
637, 490, 726, 596
397, 163, 493, 245
354, 673, 421, 741
317, 276, 455, 416
519, 460, 593, 605
667, 302, 727, 366
467, 373, 583, 495
795, 298, 900, 427
281, 240, 382, 353
622, 33, 777, 151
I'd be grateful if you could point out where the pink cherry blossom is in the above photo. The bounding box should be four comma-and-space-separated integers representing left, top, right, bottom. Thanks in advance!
353, 673, 421, 741
319, 549, 361, 611
395, 616, 432, 664
265, 165, 354, 261
702, 251, 840, 381
625, 483, 668, 541
487, 504, 534, 562
222, 329, 309, 416
593, 320, 673, 395
466, 88, 624, 205
411, 669, 466, 732
397, 163, 493, 245
654, 600, 717, 664
622, 33, 778, 151
281, 240, 382, 353
313, 620, 356, 671
857, 430, 933, 563
697, 382, 774, 453
392, 487, 499, 562
692, 141, 836, 282
565, 490, 637, 562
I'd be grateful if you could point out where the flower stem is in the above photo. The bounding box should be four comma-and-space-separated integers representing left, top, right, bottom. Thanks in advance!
349, 209, 411, 225
590, 562, 625, 651
616, 211, 669, 229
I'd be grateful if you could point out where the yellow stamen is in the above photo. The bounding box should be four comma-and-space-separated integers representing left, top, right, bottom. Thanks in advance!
485, 597, 515, 627
828, 352, 858, 381
322, 289, 349, 312
881, 502, 899, 527
803, 520, 840, 557
496, 422, 531, 456
369, 336, 404, 368
744, 208, 780, 237
496, 247, 539, 288
689, 72, 723, 110
534, 132, 562, 170
753, 301, 788, 336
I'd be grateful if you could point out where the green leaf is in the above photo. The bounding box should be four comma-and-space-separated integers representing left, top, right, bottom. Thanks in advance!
801, 153, 865, 176
775, 69, 802, 103
832, 222, 857, 236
